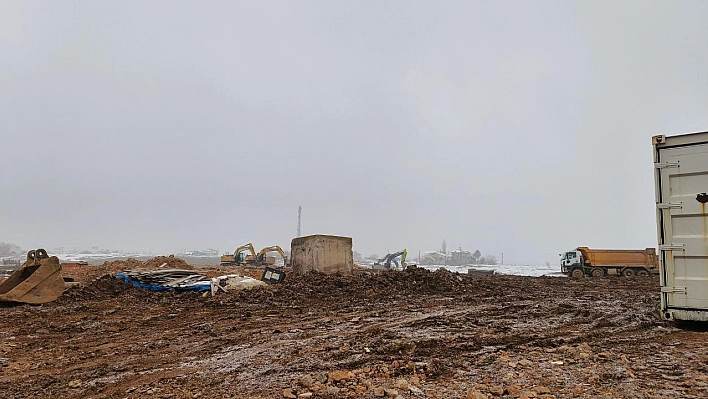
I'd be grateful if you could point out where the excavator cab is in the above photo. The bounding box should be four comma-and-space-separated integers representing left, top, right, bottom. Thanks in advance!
0, 249, 65, 304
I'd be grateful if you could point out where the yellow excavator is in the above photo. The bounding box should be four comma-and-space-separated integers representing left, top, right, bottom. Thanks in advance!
220, 243, 257, 266
0, 249, 65, 304
254, 245, 288, 266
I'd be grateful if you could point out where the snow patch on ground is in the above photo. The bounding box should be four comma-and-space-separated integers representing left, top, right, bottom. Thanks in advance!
421, 263, 561, 277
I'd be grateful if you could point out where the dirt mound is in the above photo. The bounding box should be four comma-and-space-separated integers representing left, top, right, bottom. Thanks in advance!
367, 266, 471, 294
100, 258, 145, 270
61, 274, 200, 303
62, 258, 145, 284
60, 256, 196, 297
289, 266, 470, 296
212, 266, 472, 307
60, 275, 151, 302
143, 255, 192, 269
63, 257, 195, 284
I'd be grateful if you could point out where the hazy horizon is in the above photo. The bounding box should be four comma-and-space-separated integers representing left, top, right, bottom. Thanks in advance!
2, 1, 708, 265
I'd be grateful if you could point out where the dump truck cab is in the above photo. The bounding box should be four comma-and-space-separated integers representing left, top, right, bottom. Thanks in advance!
560, 250, 584, 278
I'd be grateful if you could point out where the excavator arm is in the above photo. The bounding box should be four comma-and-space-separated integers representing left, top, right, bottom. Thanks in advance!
234, 243, 256, 261
220, 243, 256, 265
255, 245, 288, 265
374, 249, 407, 270
384, 251, 404, 266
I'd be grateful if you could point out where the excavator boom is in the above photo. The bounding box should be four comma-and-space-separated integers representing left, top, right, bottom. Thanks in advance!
0, 249, 65, 304
220, 243, 256, 265
373, 249, 408, 270
254, 245, 288, 266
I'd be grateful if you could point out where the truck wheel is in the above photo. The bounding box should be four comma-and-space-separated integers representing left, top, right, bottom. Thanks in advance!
637, 269, 650, 277
591, 268, 604, 278
571, 269, 584, 279
622, 268, 635, 277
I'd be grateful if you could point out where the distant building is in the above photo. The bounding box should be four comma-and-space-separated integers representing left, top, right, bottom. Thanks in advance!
421, 249, 475, 266
182, 249, 219, 257
450, 250, 474, 266
420, 251, 450, 265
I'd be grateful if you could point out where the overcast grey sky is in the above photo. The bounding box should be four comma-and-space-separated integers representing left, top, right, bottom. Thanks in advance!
1, 1, 707, 264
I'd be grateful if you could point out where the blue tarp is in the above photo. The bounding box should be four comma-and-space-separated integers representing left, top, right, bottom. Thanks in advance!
115, 272, 211, 292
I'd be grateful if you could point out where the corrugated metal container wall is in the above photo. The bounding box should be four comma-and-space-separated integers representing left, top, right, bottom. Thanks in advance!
291, 235, 353, 275
654, 132, 708, 321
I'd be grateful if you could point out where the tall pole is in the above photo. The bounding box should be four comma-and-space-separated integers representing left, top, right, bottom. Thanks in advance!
297, 206, 302, 237
501, 252, 504, 265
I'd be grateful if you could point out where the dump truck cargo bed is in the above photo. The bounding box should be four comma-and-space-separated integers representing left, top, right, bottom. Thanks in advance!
577, 247, 658, 268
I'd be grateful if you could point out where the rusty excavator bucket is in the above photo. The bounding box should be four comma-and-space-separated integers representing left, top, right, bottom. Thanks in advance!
0, 249, 64, 304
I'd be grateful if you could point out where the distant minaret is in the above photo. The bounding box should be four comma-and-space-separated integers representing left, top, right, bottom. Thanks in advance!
297, 206, 302, 237
442, 239, 447, 255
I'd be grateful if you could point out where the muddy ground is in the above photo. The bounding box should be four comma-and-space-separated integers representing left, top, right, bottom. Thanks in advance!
1, 262, 707, 399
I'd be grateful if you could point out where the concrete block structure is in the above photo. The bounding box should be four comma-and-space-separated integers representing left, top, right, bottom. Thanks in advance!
290, 234, 353, 275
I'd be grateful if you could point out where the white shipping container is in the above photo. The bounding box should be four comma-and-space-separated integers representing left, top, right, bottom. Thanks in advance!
653, 132, 708, 321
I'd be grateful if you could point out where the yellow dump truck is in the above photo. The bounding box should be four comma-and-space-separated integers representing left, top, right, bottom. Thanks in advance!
560, 247, 658, 278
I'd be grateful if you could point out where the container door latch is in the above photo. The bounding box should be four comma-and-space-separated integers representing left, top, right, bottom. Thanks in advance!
661, 286, 687, 294
659, 244, 685, 251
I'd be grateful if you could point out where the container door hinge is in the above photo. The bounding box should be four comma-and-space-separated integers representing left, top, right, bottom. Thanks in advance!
659, 244, 684, 251
661, 286, 687, 294
655, 162, 679, 169
657, 203, 682, 210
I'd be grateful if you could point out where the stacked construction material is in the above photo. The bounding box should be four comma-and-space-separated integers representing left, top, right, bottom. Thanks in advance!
210, 274, 266, 295
115, 269, 211, 292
